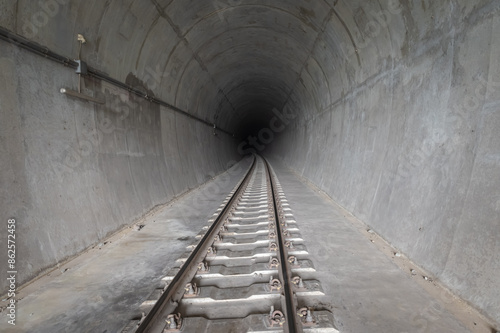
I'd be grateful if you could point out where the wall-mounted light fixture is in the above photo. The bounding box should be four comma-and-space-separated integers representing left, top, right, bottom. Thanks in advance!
60, 34, 105, 104
60, 88, 105, 104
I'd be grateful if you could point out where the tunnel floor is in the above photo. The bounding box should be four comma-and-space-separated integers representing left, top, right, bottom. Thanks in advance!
0, 158, 482, 332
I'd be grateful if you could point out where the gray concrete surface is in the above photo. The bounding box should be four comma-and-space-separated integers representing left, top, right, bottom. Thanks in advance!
268, 1, 500, 323
0, 0, 499, 328
0, 158, 252, 333
268, 159, 473, 332
0, 159, 481, 332
0, 38, 238, 296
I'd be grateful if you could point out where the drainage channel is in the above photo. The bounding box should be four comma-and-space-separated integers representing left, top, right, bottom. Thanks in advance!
122, 156, 339, 333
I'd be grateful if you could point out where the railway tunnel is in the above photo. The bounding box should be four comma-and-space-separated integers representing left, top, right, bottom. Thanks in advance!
1, 0, 500, 332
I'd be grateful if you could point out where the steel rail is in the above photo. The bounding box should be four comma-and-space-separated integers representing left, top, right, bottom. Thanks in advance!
263, 158, 303, 333
135, 155, 256, 332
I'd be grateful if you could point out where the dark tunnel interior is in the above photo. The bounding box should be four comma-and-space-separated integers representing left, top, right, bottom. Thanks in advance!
1, 0, 500, 330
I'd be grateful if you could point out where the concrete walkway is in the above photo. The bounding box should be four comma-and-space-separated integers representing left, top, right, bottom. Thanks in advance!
0, 158, 252, 333
268, 158, 476, 333
0, 156, 482, 332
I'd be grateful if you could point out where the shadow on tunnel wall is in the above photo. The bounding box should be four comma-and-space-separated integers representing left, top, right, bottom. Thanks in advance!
0, 0, 499, 326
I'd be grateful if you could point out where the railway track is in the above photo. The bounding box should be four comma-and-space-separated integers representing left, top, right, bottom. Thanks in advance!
122, 155, 339, 333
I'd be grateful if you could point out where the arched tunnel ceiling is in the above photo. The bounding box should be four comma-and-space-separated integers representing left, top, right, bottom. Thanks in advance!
0, 0, 409, 159
2, 0, 397, 138
69, 0, 362, 138
159, 0, 337, 135
2, 0, 500, 326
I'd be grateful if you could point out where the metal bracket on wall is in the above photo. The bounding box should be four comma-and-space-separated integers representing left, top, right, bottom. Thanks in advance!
0, 26, 233, 135
60, 88, 105, 104
60, 34, 105, 104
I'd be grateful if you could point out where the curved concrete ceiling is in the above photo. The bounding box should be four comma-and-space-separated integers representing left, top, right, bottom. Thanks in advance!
5, 0, 391, 135
1, 0, 499, 327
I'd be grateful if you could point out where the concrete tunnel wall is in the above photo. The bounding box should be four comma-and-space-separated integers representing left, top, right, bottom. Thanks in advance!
0, 0, 241, 301
0, 0, 499, 325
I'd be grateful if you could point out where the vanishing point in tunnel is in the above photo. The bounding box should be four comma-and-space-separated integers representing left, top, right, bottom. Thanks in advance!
0, 0, 499, 332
